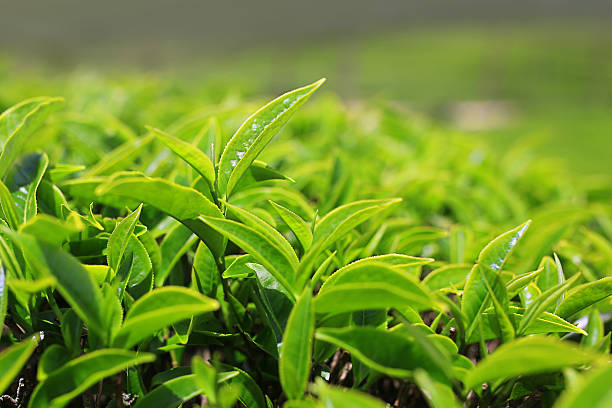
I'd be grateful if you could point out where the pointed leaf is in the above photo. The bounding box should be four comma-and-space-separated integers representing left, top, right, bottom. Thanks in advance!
280, 287, 314, 400
96, 176, 225, 260
29, 349, 155, 408
218, 78, 325, 198
314, 380, 386, 408
463, 337, 603, 391
414, 369, 462, 408
148, 125, 216, 188
556, 277, 612, 319
8, 232, 107, 336
133, 374, 202, 408
113, 286, 219, 348
107, 204, 142, 273
200, 216, 296, 296
554, 364, 612, 408
224, 201, 298, 268
315, 326, 447, 379
518, 273, 580, 335
0, 335, 39, 394
0, 97, 64, 179
270, 200, 313, 251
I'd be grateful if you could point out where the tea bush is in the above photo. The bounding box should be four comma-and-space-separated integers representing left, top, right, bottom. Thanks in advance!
0, 77, 610, 408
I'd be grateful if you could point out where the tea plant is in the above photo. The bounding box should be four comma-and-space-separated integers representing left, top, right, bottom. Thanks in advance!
0, 77, 610, 408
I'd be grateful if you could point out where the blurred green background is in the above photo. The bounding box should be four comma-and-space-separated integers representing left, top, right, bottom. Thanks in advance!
0, 1, 611, 175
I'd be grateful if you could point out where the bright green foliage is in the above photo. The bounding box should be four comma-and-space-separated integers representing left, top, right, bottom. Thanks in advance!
29, 349, 154, 408
280, 287, 314, 400
0, 77, 610, 408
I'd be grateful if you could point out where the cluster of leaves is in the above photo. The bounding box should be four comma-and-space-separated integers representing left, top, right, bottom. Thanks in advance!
0, 77, 611, 408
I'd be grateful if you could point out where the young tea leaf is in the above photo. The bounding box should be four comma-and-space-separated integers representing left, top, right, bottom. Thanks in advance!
29, 349, 155, 408
280, 286, 314, 400
217, 78, 325, 198
112, 286, 219, 348
463, 337, 604, 391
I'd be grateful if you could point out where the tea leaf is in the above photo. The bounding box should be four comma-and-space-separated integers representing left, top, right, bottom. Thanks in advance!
554, 364, 612, 408
96, 176, 226, 260
29, 349, 155, 408
556, 277, 612, 319
464, 337, 603, 390
107, 204, 142, 274
0, 97, 64, 179
147, 125, 216, 189
133, 374, 202, 408
414, 369, 462, 408
270, 200, 313, 251
200, 216, 296, 296
280, 286, 314, 400
315, 326, 446, 379
0, 335, 39, 394
218, 78, 325, 198
113, 286, 219, 348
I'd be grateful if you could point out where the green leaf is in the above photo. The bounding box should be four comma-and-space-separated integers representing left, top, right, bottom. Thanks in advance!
37, 344, 70, 381
314, 283, 433, 316
462, 221, 531, 338
556, 277, 612, 319
314, 380, 386, 408
23, 152, 49, 222
29, 349, 154, 408
0, 180, 19, 229
107, 204, 143, 273
217, 78, 325, 198
318, 262, 434, 312
8, 232, 107, 336
112, 286, 219, 348
84, 135, 154, 177
423, 264, 472, 291
517, 273, 580, 335
96, 176, 226, 260
280, 286, 314, 400
192, 241, 218, 296
224, 201, 298, 268
477, 220, 531, 272
158, 223, 197, 286
506, 267, 544, 297
554, 364, 612, 408
301, 199, 401, 275
463, 337, 604, 391
482, 271, 515, 343
464, 306, 586, 343
0, 335, 39, 394
0, 97, 64, 179
0, 263, 6, 331
192, 357, 218, 404
315, 326, 447, 379
147, 125, 216, 189
536, 256, 564, 299
414, 369, 462, 408
200, 216, 296, 296
270, 200, 313, 251
133, 374, 202, 408
219, 363, 267, 408
18, 214, 83, 246
342, 253, 434, 272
